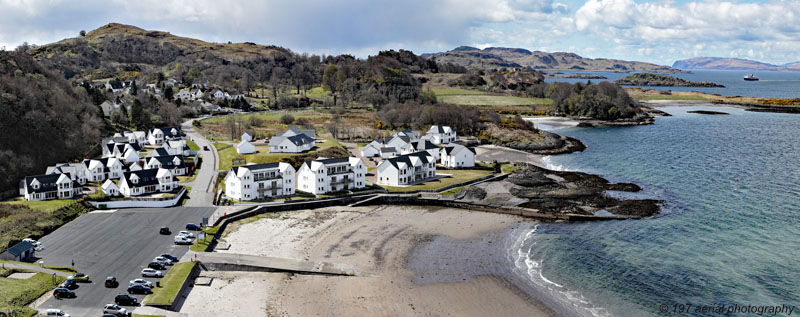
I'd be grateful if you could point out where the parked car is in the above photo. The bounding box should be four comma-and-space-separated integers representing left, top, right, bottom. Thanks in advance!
141, 268, 163, 278
103, 303, 127, 316
147, 261, 166, 270
178, 230, 195, 238
105, 276, 118, 288
45, 309, 70, 317
154, 256, 174, 265
159, 226, 171, 235
203, 145, 209, 151
69, 272, 90, 283
61, 278, 78, 290
53, 288, 76, 299
174, 236, 193, 245
160, 253, 178, 262
23, 238, 42, 248
127, 284, 153, 295
129, 278, 154, 288
114, 294, 139, 305
186, 223, 202, 231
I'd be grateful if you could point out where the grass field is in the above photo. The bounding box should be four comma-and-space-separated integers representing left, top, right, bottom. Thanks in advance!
382, 169, 493, 192
0, 260, 77, 273
0, 269, 65, 317
186, 139, 200, 151
217, 137, 343, 171
0, 198, 78, 212
438, 94, 552, 107
201, 110, 329, 124
142, 262, 195, 306
190, 225, 220, 252
430, 88, 489, 96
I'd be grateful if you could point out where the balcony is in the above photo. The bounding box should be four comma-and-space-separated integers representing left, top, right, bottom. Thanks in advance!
254, 174, 281, 182
330, 177, 351, 185
328, 169, 353, 176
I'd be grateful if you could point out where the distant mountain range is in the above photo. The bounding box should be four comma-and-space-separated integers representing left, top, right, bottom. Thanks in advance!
672, 57, 800, 71
423, 46, 684, 73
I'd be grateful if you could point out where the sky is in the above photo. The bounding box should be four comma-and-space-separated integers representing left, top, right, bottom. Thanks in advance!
0, 0, 799, 66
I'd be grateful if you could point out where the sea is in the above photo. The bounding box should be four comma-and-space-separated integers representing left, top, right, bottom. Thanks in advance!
544, 70, 800, 99
512, 106, 800, 316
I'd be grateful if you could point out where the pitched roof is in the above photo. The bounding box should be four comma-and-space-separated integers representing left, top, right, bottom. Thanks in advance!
383, 151, 433, 170
380, 147, 396, 153
24, 174, 68, 194
231, 162, 281, 175
120, 169, 161, 188
150, 155, 186, 169
287, 134, 314, 146
150, 148, 171, 157
443, 144, 476, 155
411, 140, 438, 151
7, 241, 34, 256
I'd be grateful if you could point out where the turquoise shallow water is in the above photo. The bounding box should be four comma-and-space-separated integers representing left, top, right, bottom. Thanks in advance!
517, 106, 800, 316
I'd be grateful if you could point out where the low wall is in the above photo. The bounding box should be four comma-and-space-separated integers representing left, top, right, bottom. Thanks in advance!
90, 188, 186, 209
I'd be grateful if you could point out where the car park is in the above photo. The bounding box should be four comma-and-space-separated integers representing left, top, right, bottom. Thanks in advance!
53, 288, 76, 299
160, 253, 178, 262
69, 272, 90, 282
103, 304, 127, 316
141, 268, 163, 277
178, 230, 195, 238
148, 261, 167, 270
45, 309, 70, 317
129, 278, 154, 288
159, 226, 171, 235
105, 276, 118, 287
127, 284, 153, 295
186, 223, 202, 231
114, 294, 139, 306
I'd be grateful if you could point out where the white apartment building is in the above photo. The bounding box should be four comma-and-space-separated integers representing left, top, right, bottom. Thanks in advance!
225, 162, 296, 201
297, 157, 366, 195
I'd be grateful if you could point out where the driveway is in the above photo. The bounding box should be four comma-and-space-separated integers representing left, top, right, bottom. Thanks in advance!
35, 207, 217, 317
182, 118, 219, 206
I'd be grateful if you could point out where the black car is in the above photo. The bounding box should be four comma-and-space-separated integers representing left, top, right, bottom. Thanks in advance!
105, 276, 119, 288
160, 253, 178, 262
53, 287, 76, 299
159, 226, 171, 235
203, 145, 210, 151
61, 278, 78, 290
127, 284, 153, 295
147, 262, 166, 270
186, 223, 202, 231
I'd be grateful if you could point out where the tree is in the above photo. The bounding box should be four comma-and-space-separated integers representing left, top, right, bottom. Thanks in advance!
131, 80, 138, 96
79, 30, 86, 37
280, 114, 295, 125
322, 65, 339, 106
163, 86, 174, 101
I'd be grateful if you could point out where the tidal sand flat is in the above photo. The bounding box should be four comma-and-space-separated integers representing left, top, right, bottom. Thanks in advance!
182, 206, 554, 316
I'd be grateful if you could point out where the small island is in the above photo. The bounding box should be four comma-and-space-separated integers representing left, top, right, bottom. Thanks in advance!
546, 73, 608, 79
688, 110, 729, 115
615, 73, 725, 87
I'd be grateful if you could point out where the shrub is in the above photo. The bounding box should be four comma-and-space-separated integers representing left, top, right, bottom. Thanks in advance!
280, 114, 295, 124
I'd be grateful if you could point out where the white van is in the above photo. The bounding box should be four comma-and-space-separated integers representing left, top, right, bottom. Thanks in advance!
45, 309, 70, 317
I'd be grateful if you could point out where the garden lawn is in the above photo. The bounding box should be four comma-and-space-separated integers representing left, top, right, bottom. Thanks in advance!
438, 94, 552, 107
382, 169, 493, 192
0, 198, 77, 212
217, 137, 343, 171
186, 139, 200, 151
142, 262, 196, 306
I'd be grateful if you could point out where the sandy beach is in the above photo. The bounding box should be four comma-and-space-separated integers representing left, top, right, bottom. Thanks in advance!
180, 206, 555, 316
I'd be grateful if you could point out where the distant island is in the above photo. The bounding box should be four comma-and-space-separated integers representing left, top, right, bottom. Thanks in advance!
423, 46, 686, 73
673, 57, 800, 72
546, 73, 608, 79
615, 73, 725, 87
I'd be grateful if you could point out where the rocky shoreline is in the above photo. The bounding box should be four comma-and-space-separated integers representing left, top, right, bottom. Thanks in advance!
457, 165, 661, 218
616, 73, 724, 87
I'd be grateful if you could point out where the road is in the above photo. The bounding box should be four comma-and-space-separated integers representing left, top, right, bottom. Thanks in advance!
182, 118, 219, 207
36, 207, 217, 317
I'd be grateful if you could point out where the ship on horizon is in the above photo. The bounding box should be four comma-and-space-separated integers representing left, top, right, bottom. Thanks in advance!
744, 74, 759, 81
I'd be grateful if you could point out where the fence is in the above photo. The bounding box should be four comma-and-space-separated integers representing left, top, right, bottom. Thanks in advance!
90, 188, 186, 209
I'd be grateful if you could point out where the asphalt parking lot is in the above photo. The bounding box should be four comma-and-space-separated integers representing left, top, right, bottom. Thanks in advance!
35, 206, 216, 316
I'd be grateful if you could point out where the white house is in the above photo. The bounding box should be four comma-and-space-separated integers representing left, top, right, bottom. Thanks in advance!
395, 129, 420, 141
376, 152, 437, 187
269, 134, 314, 153
148, 127, 182, 146
224, 163, 296, 201
118, 168, 177, 197
297, 157, 366, 195
83, 158, 124, 182
99, 100, 120, 117
440, 144, 476, 168
128, 162, 144, 172
423, 125, 457, 144
105, 81, 123, 93
21, 174, 81, 201
237, 140, 256, 154
175, 88, 193, 101
163, 140, 190, 156
405, 140, 441, 160
45, 163, 89, 185
385, 134, 412, 152
101, 179, 120, 197
121, 148, 141, 164
380, 147, 398, 159
212, 89, 227, 100
241, 131, 254, 142
123, 131, 148, 147
145, 155, 187, 176
191, 89, 204, 100
360, 141, 381, 157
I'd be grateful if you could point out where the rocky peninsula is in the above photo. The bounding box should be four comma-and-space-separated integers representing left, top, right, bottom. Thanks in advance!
616, 73, 725, 87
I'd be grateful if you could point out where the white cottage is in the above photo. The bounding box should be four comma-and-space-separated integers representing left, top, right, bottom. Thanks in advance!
101, 179, 120, 196
21, 174, 82, 201
237, 140, 256, 154
424, 125, 457, 144
440, 144, 476, 168
118, 168, 177, 197
376, 152, 437, 186
241, 131, 254, 142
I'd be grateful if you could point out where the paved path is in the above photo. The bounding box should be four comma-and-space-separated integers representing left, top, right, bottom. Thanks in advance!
182, 118, 220, 207
0, 262, 72, 277
134, 306, 188, 317
196, 252, 359, 276
474, 144, 544, 166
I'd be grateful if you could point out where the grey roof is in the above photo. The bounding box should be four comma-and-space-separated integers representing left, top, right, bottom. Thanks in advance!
7, 241, 34, 256
151, 155, 186, 169
288, 134, 314, 146
444, 144, 476, 155
285, 126, 316, 138
150, 148, 171, 157
243, 131, 253, 136
231, 162, 281, 175
112, 136, 129, 143
380, 147, 396, 153
24, 174, 63, 194
384, 152, 433, 170
316, 157, 350, 165
411, 140, 438, 151
151, 127, 181, 138
120, 169, 160, 188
